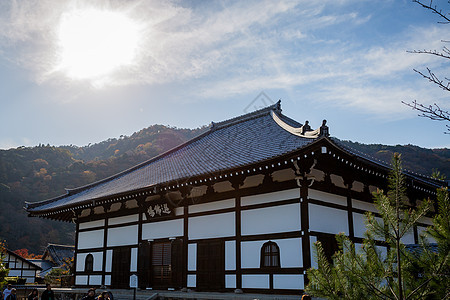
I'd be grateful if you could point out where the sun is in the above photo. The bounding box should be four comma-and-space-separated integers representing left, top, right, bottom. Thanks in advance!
57, 8, 140, 80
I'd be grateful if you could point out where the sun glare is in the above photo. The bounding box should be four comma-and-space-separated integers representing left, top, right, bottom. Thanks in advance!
58, 8, 140, 80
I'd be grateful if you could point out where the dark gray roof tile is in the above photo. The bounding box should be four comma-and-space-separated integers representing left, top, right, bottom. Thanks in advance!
27, 103, 314, 212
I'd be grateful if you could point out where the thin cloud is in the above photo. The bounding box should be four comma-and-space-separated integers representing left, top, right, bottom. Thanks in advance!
0, 0, 447, 123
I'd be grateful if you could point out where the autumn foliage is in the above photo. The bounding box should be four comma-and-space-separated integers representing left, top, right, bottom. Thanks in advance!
13, 249, 42, 259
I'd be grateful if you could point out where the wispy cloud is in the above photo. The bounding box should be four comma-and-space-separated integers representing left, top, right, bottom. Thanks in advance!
0, 0, 447, 121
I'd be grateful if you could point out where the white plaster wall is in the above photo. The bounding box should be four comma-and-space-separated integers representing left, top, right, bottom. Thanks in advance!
109, 214, 139, 226
104, 275, 111, 286
401, 229, 415, 244
309, 204, 348, 234
241, 238, 301, 269
309, 189, 347, 207
78, 230, 104, 249
89, 275, 102, 285
353, 212, 367, 239
22, 270, 36, 277
241, 203, 301, 236
188, 212, 235, 240
188, 244, 196, 271
107, 225, 138, 247
142, 219, 183, 241
79, 220, 105, 230
225, 274, 236, 289
276, 238, 302, 267
75, 275, 88, 285
241, 188, 299, 206
241, 240, 264, 269
242, 274, 269, 289
76, 252, 103, 271
419, 216, 433, 226
353, 213, 385, 241
273, 274, 304, 290
25, 277, 35, 284
310, 236, 318, 269
189, 199, 235, 214
418, 226, 436, 243
225, 241, 236, 270
130, 248, 138, 272
352, 199, 378, 213
8, 270, 21, 277
105, 250, 112, 272
187, 275, 196, 288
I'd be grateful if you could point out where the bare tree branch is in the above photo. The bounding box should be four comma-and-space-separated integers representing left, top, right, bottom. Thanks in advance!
412, 0, 450, 23
413, 67, 450, 92
405, 1, 450, 134
402, 100, 450, 133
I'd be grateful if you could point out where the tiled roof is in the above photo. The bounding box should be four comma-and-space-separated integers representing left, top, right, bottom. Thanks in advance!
331, 138, 445, 187
27, 102, 315, 212
43, 244, 74, 265
2, 248, 42, 270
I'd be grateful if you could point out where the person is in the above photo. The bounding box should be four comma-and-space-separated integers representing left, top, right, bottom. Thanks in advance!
96, 291, 109, 300
301, 294, 312, 300
41, 284, 54, 300
5, 289, 16, 300
81, 289, 96, 300
28, 289, 39, 300
2, 284, 12, 300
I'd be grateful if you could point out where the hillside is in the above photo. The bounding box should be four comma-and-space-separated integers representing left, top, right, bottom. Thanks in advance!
0, 124, 448, 254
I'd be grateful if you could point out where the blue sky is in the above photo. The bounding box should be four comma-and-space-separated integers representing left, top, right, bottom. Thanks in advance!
0, 0, 449, 150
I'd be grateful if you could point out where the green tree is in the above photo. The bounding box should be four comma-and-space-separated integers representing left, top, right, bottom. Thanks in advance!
0, 242, 9, 287
306, 153, 448, 299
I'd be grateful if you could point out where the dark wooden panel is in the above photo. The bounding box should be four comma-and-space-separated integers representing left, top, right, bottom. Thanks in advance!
197, 240, 225, 291
171, 238, 184, 289
138, 241, 151, 289
111, 247, 131, 289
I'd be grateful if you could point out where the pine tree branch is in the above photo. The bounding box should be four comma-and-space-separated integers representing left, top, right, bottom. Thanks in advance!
353, 244, 397, 300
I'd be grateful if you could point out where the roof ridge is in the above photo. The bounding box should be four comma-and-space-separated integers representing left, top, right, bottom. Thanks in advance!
26, 101, 282, 209
211, 100, 281, 130
47, 243, 74, 248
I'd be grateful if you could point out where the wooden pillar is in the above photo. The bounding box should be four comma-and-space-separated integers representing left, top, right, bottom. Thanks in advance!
183, 204, 189, 288
101, 216, 109, 286
344, 178, 355, 239
73, 213, 80, 284
231, 175, 244, 290
300, 177, 311, 282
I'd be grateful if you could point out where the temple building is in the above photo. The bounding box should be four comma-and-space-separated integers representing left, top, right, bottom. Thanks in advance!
26, 101, 441, 294
2, 247, 42, 283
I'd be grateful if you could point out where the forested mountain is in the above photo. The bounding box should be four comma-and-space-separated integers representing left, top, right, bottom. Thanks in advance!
0, 124, 448, 254
0, 125, 207, 254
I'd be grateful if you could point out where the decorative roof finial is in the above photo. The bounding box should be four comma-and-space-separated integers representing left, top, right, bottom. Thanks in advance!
319, 119, 329, 137
301, 120, 311, 135
275, 99, 281, 111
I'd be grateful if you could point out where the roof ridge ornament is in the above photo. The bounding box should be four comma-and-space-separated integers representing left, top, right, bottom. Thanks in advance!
271, 111, 329, 138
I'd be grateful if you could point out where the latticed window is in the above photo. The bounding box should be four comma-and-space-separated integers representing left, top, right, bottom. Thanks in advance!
85, 254, 94, 272
152, 241, 172, 286
260, 241, 280, 268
